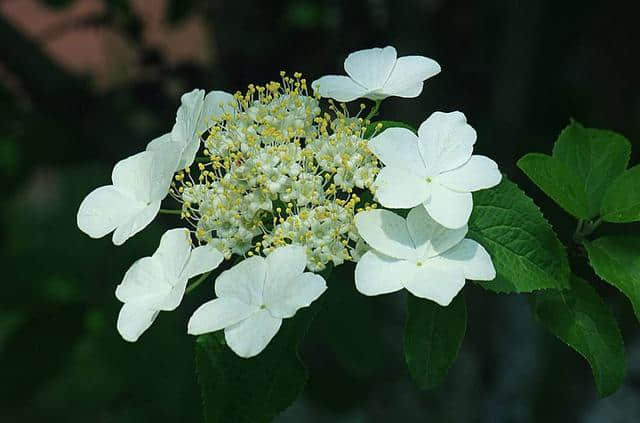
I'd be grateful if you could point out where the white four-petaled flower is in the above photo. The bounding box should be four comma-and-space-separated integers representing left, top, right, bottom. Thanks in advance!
312, 46, 441, 102
354, 207, 495, 306
369, 111, 501, 229
76, 145, 179, 245
188, 245, 326, 358
147, 88, 235, 171
115, 228, 224, 342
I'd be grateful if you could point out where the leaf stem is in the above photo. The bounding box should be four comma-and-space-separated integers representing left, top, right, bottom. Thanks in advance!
159, 209, 181, 215
573, 217, 603, 243
573, 219, 585, 241
582, 218, 602, 237
185, 272, 211, 295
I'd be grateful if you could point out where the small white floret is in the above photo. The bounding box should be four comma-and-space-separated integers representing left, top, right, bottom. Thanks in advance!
368, 111, 502, 228
115, 228, 224, 342
76, 146, 179, 245
187, 245, 326, 358
312, 46, 441, 102
150, 89, 235, 171
354, 207, 495, 306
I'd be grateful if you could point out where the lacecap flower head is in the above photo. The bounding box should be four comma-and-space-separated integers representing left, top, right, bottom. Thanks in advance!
76, 45, 501, 359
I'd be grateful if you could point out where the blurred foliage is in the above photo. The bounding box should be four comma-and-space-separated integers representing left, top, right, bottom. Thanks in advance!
1, 0, 640, 422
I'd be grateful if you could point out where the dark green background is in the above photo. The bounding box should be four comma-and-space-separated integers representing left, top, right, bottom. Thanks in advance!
1, 0, 639, 421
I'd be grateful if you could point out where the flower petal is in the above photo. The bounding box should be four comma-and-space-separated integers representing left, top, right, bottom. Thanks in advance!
171, 89, 204, 143
424, 183, 473, 229
354, 209, 416, 260
178, 134, 201, 170
77, 185, 142, 239
373, 166, 430, 209
149, 147, 181, 200
111, 151, 156, 202
406, 205, 468, 259
113, 148, 177, 202
312, 75, 368, 102
111, 201, 161, 246
146, 132, 172, 152
215, 256, 266, 306
156, 276, 189, 311
115, 256, 172, 308
171, 89, 205, 168
368, 128, 426, 177
265, 272, 326, 319
440, 239, 496, 281
355, 250, 416, 296
224, 309, 282, 358
387, 82, 423, 98
382, 55, 441, 97
187, 297, 257, 335
265, 245, 308, 285
404, 261, 465, 306
154, 228, 191, 279
198, 90, 236, 134
117, 303, 159, 342
438, 155, 502, 193
146, 133, 183, 174
344, 46, 397, 90
417, 111, 477, 175
181, 244, 225, 280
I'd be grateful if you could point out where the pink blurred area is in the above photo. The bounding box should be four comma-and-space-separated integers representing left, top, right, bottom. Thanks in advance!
0, 0, 213, 88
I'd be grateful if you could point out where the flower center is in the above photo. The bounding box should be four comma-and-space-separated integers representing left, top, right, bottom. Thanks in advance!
169, 72, 383, 272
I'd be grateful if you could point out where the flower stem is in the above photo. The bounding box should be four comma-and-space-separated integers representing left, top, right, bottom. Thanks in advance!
365, 100, 382, 121
185, 271, 211, 295
159, 209, 181, 215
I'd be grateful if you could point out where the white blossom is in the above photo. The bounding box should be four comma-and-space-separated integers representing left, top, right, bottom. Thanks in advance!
187, 245, 326, 358
115, 228, 224, 342
312, 46, 441, 102
76, 145, 179, 245
147, 89, 235, 171
369, 111, 501, 229
174, 74, 380, 270
354, 207, 495, 306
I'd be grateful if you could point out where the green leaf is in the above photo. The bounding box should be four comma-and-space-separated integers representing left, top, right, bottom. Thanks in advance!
601, 165, 640, 222
404, 294, 466, 389
531, 275, 626, 397
468, 177, 570, 293
318, 263, 385, 378
585, 235, 640, 321
195, 307, 317, 423
517, 153, 590, 219
552, 121, 631, 217
364, 120, 417, 139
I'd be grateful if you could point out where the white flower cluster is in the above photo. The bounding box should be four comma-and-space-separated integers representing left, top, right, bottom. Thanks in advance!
173, 74, 379, 272
76, 45, 501, 358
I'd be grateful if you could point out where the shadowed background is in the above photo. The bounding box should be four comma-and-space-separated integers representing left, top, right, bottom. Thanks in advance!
1, 0, 639, 421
